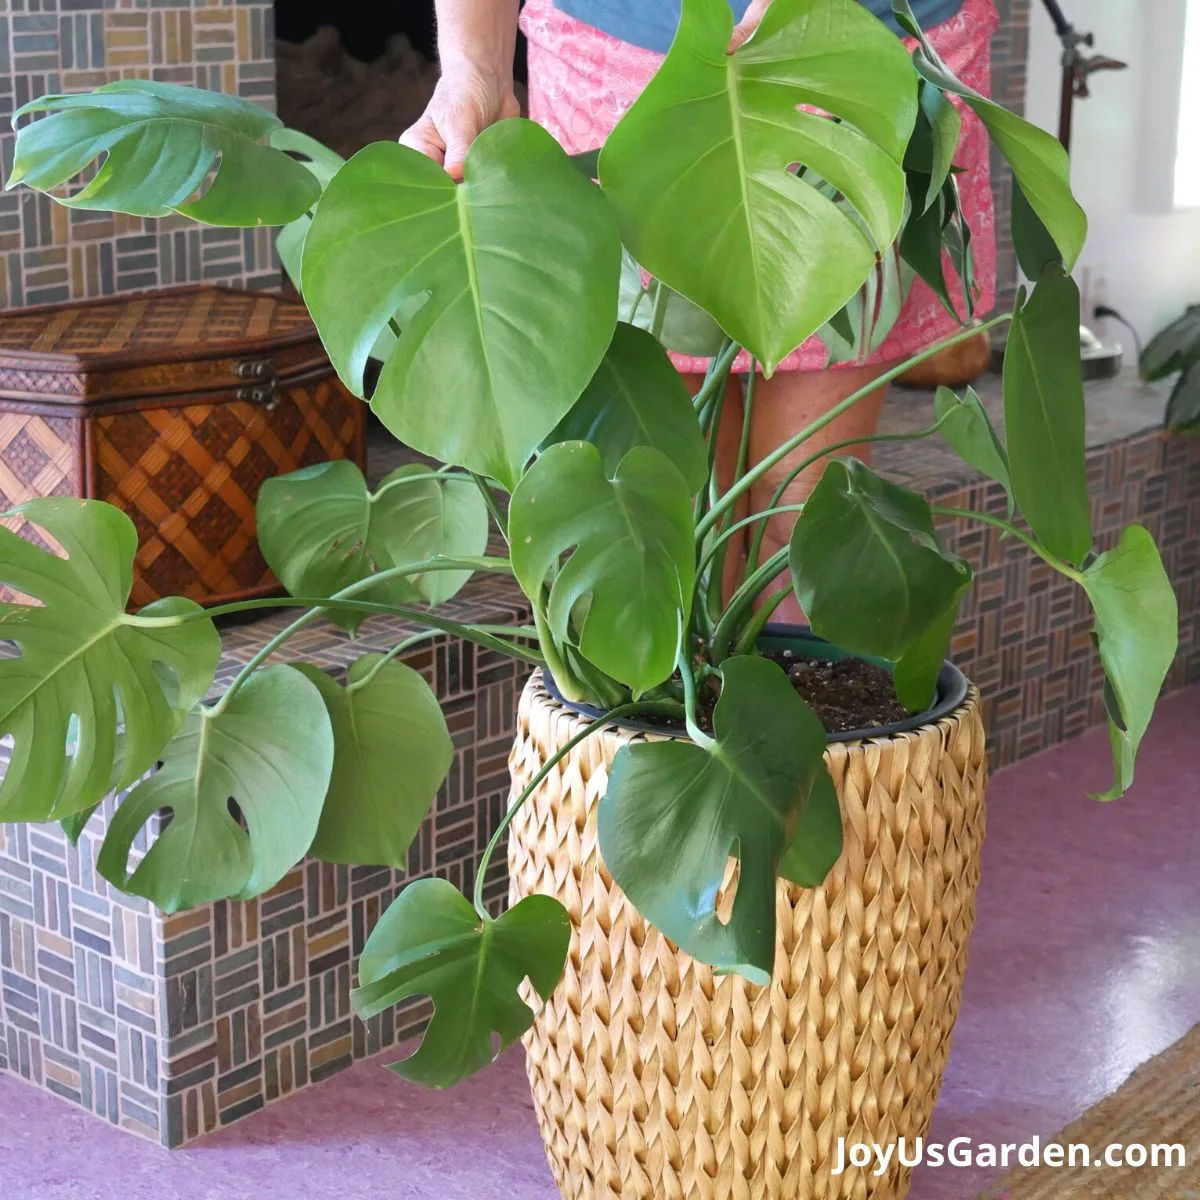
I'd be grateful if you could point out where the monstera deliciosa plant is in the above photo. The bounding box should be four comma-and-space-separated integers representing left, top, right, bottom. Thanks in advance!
1, 0, 1178, 1086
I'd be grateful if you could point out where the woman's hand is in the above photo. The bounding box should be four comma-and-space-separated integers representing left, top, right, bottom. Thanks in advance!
401, 0, 521, 181
729, 0, 774, 51
400, 68, 520, 181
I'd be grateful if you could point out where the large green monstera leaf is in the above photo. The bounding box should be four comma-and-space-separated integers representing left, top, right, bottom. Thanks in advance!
599, 655, 837, 983
0, 500, 219, 822
352, 878, 571, 1088
8, 80, 319, 225
544, 323, 708, 493
1082, 526, 1178, 800
510, 443, 695, 693
303, 120, 622, 488
257, 460, 488, 633
96, 665, 333, 911
600, 0, 916, 372
298, 656, 453, 868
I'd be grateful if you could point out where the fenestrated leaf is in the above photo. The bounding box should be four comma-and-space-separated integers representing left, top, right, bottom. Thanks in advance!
1081, 525, 1178, 800
1003, 265, 1093, 564
8, 80, 319, 226
297, 656, 453, 867
934, 385, 1012, 505
0, 499, 219, 822
96, 665, 334, 911
893, 0, 1086, 269
599, 0, 915, 373
1141, 305, 1200, 382
302, 121, 621, 489
617, 252, 727, 357
543, 323, 708, 492
270, 129, 346, 293
598, 655, 835, 983
352, 878, 571, 1088
789, 458, 972, 662
509, 443, 695, 694
1165, 362, 1200, 434
256, 460, 488, 633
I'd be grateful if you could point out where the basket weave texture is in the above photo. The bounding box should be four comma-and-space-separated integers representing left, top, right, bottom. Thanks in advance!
507, 670, 988, 1200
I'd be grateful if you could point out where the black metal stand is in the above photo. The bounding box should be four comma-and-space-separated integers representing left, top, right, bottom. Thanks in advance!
1039, 0, 1127, 152
1037, 0, 1127, 378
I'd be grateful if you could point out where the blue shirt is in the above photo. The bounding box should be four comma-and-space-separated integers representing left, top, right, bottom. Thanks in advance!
552, 1, 965, 53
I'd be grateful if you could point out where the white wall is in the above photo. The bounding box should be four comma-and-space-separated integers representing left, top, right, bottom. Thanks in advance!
1024, 0, 1200, 341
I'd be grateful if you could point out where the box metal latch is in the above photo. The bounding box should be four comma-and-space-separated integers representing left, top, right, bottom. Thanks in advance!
235, 358, 280, 411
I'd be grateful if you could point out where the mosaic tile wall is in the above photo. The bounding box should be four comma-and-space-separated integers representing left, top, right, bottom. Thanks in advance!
0, 573, 533, 1144
2, 374, 1196, 1145
0, 0, 280, 311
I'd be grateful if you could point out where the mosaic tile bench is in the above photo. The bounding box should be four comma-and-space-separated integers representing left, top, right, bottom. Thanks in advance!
0, 572, 533, 1147
1, 372, 1197, 1147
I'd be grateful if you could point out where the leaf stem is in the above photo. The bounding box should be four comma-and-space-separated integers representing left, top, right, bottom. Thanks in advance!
369, 470, 474, 504
931, 506, 1084, 581
531, 607, 588, 704
175, 559, 538, 718
347, 624, 537, 693
130, 556, 514, 626
699, 313, 1012, 539
732, 586, 793, 657
708, 547, 790, 664
649, 281, 669, 340
677, 644, 716, 750
693, 338, 739, 415
471, 472, 509, 543
471, 697, 680, 919
698, 504, 805, 580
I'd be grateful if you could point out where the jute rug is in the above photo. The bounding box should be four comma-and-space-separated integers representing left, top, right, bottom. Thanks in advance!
976, 1024, 1200, 1197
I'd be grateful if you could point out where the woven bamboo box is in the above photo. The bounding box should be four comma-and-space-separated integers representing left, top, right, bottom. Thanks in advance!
0, 286, 364, 608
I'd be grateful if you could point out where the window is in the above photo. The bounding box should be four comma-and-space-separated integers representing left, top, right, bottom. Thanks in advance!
1176, 0, 1200, 206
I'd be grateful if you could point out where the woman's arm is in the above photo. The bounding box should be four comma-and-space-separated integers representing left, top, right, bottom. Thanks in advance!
400, 0, 521, 180
401, 0, 771, 179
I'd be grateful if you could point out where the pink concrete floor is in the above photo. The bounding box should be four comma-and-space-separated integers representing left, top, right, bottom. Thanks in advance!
2, 686, 1198, 1200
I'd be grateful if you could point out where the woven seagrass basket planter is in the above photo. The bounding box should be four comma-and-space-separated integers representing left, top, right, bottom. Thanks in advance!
507, 669, 988, 1200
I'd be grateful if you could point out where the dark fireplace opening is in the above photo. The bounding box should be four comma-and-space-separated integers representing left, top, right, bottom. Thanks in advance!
274, 0, 528, 160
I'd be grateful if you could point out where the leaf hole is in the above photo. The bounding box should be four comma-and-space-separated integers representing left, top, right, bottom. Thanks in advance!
182, 154, 222, 208
714, 854, 741, 926
227, 796, 247, 830
151, 659, 183, 709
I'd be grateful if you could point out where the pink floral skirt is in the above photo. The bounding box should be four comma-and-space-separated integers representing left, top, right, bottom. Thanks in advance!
521, 0, 1000, 372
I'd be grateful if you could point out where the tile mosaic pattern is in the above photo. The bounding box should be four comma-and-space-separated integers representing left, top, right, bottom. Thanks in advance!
0, 0, 279, 311
0, 569, 532, 1145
